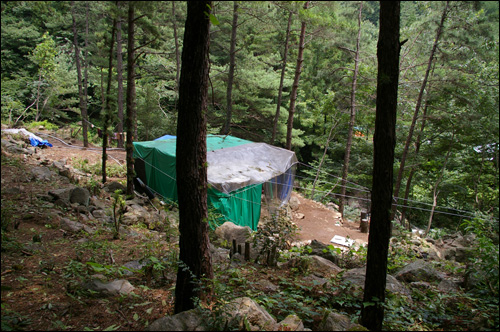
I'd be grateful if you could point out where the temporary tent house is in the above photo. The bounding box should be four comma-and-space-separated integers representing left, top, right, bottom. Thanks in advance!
133, 135, 297, 230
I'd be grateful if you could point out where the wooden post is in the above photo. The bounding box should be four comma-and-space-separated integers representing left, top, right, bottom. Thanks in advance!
232, 239, 236, 256
360, 211, 369, 233
244, 242, 250, 261
237, 244, 242, 255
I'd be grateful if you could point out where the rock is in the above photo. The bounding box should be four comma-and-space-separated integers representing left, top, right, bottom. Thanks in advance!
3, 187, 22, 195
146, 307, 206, 331
319, 311, 368, 331
60, 218, 94, 234
278, 315, 305, 331
307, 255, 342, 278
30, 166, 57, 182
308, 239, 341, 265
91, 209, 108, 219
257, 279, 279, 292
289, 195, 300, 211
82, 279, 135, 296
394, 259, 445, 283
342, 267, 411, 298
224, 297, 277, 331
214, 221, 253, 249
49, 188, 75, 202
104, 181, 126, 193
210, 243, 230, 265
70, 187, 90, 206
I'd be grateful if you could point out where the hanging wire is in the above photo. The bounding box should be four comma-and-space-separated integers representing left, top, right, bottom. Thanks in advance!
133, 156, 498, 224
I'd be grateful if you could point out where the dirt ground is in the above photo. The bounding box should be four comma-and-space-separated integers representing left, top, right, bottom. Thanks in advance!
290, 192, 369, 247
38, 130, 369, 248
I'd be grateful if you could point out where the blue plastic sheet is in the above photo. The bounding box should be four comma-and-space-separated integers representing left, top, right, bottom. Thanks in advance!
29, 137, 53, 147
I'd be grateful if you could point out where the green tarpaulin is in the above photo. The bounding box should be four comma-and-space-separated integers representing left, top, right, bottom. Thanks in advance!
133, 135, 297, 231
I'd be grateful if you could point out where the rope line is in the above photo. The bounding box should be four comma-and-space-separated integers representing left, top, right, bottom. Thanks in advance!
133, 156, 498, 223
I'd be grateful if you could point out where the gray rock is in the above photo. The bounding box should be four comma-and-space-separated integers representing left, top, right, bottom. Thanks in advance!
104, 181, 126, 193
395, 259, 444, 283
214, 221, 253, 249
278, 315, 305, 331
60, 218, 94, 234
146, 307, 206, 331
70, 187, 90, 206
319, 311, 368, 331
30, 166, 57, 182
82, 279, 135, 296
342, 267, 411, 298
224, 297, 277, 331
49, 188, 74, 202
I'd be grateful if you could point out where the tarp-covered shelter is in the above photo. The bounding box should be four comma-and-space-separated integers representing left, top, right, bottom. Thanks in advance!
133, 135, 297, 230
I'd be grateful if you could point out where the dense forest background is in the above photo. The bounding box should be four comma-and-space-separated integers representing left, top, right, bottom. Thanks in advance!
1, 1, 499, 232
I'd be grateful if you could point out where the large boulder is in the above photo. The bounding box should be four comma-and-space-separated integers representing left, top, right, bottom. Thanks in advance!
319, 311, 368, 331
82, 279, 135, 297
70, 187, 90, 206
394, 259, 445, 283
342, 267, 412, 298
146, 307, 207, 331
214, 221, 253, 249
223, 297, 277, 331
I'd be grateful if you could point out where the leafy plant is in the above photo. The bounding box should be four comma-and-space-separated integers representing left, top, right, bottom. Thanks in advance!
111, 190, 126, 239
253, 207, 298, 266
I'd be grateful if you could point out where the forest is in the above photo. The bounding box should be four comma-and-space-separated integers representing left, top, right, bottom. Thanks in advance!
2, 1, 498, 230
1, 1, 499, 330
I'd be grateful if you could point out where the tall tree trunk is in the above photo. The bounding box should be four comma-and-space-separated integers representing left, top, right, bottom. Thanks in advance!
222, 1, 239, 135
125, 1, 136, 197
392, 1, 449, 221
400, 82, 433, 227
285, 1, 309, 150
82, 1, 89, 147
102, 20, 116, 184
174, 0, 213, 314
425, 131, 454, 237
116, 1, 124, 148
360, 2, 401, 330
271, 10, 293, 145
172, 1, 180, 113
339, 1, 363, 218
311, 118, 341, 199
71, 0, 88, 148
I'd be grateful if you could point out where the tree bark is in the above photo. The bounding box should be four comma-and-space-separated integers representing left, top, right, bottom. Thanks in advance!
83, 1, 89, 147
339, 1, 363, 218
125, 1, 136, 197
172, 1, 180, 113
174, 0, 213, 314
311, 118, 341, 200
116, 1, 124, 148
285, 1, 309, 151
222, 1, 239, 135
425, 131, 454, 237
392, 1, 449, 221
71, 0, 88, 148
102, 20, 116, 184
271, 10, 293, 145
360, 2, 400, 330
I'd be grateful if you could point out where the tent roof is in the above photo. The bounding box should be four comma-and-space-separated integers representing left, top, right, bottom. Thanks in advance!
133, 135, 297, 194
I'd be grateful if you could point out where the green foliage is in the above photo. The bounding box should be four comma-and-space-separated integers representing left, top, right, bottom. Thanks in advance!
253, 208, 298, 266
72, 157, 126, 178
25, 120, 59, 131
460, 217, 499, 299
111, 190, 126, 239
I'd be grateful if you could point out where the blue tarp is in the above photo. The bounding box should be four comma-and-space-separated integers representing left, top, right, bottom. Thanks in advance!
154, 135, 176, 141
29, 137, 53, 147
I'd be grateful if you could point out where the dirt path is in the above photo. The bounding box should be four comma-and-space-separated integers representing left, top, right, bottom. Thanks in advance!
291, 192, 369, 247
